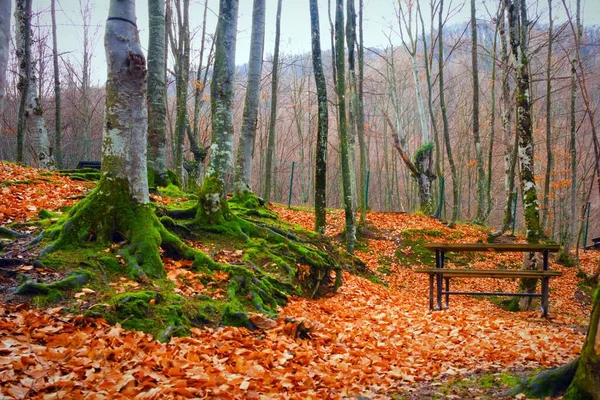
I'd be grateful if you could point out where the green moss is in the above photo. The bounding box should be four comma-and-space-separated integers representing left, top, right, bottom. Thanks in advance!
16, 269, 93, 295
44, 178, 167, 278
413, 142, 434, 165
167, 170, 181, 188
556, 251, 578, 267
158, 184, 188, 198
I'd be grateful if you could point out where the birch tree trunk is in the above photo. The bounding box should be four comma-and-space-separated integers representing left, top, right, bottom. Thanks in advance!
235, 0, 265, 194
336, 0, 356, 252
263, 0, 282, 203
310, 0, 329, 234
471, 0, 486, 223
506, 0, 542, 309
15, 0, 55, 170
147, 0, 169, 187
494, 3, 518, 235
0, 0, 9, 114
51, 0, 62, 168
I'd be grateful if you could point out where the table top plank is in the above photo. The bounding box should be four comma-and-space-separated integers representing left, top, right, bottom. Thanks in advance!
422, 243, 561, 252
414, 268, 562, 278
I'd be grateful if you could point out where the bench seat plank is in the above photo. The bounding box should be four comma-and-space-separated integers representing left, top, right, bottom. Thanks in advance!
414, 268, 562, 278
422, 243, 561, 252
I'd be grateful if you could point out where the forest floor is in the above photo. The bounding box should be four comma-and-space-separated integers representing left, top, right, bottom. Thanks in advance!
0, 161, 598, 399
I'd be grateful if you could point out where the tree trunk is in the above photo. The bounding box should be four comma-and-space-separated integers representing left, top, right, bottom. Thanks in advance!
541, 0, 553, 232
471, 0, 486, 224
346, 0, 358, 214
174, 0, 190, 186
189, 0, 211, 189
564, 281, 600, 398
263, 0, 282, 203
205, 0, 238, 197
50, 0, 62, 168
15, 0, 55, 169
46, 0, 173, 279
356, 0, 367, 224
235, 0, 265, 194
418, 3, 442, 217
335, 0, 356, 252
438, 0, 459, 222
486, 7, 501, 220
147, 0, 169, 187
80, 1, 92, 162
506, 0, 542, 309
494, 3, 518, 236
310, 0, 329, 234
562, 0, 580, 259
0, 0, 9, 114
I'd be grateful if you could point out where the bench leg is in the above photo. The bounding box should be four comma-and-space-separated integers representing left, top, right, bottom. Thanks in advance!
445, 277, 450, 309
429, 274, 434, 310
541, 276, 549, 318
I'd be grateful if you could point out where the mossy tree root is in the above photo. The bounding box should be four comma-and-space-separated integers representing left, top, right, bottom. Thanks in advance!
42, 178, 216, 279
508, 357, 579, 398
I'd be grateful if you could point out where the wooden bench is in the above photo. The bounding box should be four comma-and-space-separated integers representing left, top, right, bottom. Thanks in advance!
414, 243, 562, 317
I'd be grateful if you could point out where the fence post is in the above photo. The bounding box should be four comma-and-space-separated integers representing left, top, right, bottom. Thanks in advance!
365, 170, 371, 210
287, 161, 295, 209
583, 201, 591, 252
511, 189, 518, 236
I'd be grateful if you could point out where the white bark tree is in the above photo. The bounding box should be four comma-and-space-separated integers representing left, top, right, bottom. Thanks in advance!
15, 0, 55, 169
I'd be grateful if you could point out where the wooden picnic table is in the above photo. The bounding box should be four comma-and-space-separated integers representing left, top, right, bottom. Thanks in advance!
414, 243, 561, 317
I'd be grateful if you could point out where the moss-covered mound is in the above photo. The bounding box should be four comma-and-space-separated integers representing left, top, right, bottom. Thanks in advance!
12, 183, 356, 341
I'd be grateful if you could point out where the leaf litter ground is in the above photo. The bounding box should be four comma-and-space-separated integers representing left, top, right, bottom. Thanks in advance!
0, 163, 598, 399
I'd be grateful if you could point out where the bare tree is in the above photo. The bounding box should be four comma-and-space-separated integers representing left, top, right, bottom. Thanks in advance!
0, 0, 10, 114
147, 0, 169, 187
309, 0, 329, 234
235, 0, 265, 194
15, 0, 55, 169
336, 0, 356, 252
263, 0, 283, 202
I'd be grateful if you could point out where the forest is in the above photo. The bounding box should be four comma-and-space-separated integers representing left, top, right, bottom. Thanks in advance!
0, 0, 599, 398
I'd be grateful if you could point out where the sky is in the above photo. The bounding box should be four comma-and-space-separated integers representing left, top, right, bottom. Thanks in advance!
28, 0, 600, 84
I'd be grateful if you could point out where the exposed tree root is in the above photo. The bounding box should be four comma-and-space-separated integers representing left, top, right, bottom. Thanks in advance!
507, 357, 579, 398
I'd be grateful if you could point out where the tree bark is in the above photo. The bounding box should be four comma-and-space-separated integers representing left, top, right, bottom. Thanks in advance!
0, 0, 9, 114
471, 0, 486, 223
541, 0, 553, 232
494, 2, 518, 236
147, 0, 169, 187
346, 0, 358, 214
356, 0, 367, 224
438, 0, 459, 222
174, 0, 190, 186
206, 0, 238, 190
336, 0, 356, 252
188, 7, 213, 189
506, 0, 542, 309
15, 0, 55, 169
263, 0, 282, 203
310, 0, 329, 234
235, 0, 265, 194
50, 0, 62, 168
